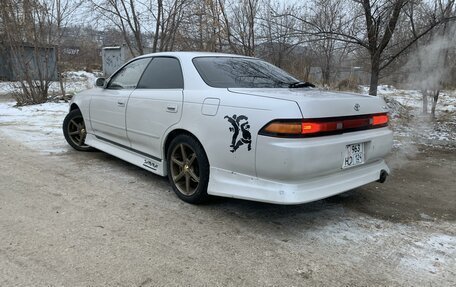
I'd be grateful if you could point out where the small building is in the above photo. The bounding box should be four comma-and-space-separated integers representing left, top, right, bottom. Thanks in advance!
102, 46, 126, 77
0, 43, 58, 81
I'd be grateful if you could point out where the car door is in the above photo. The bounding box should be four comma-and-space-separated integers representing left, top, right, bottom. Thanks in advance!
89, 57, 151, 147
126, 57, 184, 160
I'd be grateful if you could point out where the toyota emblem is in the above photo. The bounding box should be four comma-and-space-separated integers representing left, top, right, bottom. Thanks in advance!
354, 103, 360, 111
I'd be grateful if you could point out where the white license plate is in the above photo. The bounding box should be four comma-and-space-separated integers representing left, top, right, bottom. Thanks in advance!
343, 143, 365, 168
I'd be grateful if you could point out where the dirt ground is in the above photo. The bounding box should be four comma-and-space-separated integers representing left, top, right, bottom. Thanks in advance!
0, 122, 455, 285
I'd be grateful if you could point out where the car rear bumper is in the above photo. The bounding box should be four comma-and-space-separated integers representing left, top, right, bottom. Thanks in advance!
208, 159, 389, 204
255, 127, 393, 181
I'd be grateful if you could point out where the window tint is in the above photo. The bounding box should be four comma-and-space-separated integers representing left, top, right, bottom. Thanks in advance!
137, 57, 184, 89
192, 57, 298, 88
108, 58, 151, 89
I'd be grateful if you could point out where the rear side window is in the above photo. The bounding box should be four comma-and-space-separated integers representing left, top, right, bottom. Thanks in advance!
192, 57, 298, 88
108, 58, 151, 89
137, 57, 184, 89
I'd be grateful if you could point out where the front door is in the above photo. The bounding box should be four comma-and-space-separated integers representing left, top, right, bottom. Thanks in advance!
90, 57, 151, 147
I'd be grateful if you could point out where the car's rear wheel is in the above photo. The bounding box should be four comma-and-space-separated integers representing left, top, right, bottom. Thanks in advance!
167, 134, 209, 204
63, 109, 93, 151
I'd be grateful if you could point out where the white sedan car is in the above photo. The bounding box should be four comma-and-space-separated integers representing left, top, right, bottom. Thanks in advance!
63, 52, 392, 204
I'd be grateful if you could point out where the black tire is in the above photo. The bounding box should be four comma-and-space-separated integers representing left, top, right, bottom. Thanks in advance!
63, 109, 94, 152
167, 134, 210, 204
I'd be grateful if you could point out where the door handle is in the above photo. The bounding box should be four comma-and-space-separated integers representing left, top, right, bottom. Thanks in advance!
117, 101, 125, 107
166, 104, 178, 113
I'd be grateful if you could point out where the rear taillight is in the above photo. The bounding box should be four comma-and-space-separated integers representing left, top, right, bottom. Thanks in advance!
263, 121, 302, 134
260, 113, 388, 137
372, 114, 389, 126
301, 121, 342, 134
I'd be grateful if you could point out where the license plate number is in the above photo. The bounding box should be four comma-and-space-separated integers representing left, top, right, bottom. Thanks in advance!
343, 143, 365, 168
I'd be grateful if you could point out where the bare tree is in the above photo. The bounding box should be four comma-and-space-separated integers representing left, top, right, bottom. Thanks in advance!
220, 0, 260, 56
306, 0, 355, 86
259, 1, 300, 68
155, 0, 189, 51
152, 0, 162, 52
46, 0, 83, 97
89, 0, 147, 56
89, 0, 189, 55
186, 0, 227, 51
1, 0, 57, 105
406, 0, 455, 117
278, 0, 455, 95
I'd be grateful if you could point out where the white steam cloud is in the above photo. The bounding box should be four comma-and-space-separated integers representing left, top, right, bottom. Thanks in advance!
406, 25, 456, 91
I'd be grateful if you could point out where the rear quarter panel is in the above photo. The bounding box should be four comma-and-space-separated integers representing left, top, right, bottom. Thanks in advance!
166, 89, 303, 178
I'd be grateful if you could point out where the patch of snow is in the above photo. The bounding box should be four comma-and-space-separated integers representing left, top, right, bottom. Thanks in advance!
282, 213, 456, 283
399, 234, 456, 275
361, 86, 456, 149
377, 85, 399, 94
0, 72, 101, 152
0, 82, 19, 96
0, 70, 100, 96
0, 101, 70, 154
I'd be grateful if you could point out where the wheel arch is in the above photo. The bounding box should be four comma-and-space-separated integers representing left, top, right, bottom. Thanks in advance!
70, 103, 80, 111
163, 129, 208, 162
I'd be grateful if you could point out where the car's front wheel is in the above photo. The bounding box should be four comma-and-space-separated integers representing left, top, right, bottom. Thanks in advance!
167, 134, 209, 204
63, 109, 93, 151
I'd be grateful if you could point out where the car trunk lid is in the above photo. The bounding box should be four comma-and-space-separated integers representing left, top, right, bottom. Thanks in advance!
227, 88, 388, 118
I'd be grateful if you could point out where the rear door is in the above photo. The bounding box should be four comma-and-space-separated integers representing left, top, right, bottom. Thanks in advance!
89, 58, 151, 146
126, 57, 184, 160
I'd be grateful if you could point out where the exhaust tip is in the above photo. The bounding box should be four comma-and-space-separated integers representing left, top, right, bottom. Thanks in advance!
377, 170, 388, 183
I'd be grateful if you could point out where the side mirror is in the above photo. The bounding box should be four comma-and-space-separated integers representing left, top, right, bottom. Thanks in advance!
96, 77, 106, 87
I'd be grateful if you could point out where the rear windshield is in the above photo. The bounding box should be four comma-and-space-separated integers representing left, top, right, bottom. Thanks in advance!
192, 57, 299, 88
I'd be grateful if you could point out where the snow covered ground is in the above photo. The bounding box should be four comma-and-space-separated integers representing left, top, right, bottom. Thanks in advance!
0, 102, 69, 153
0, 71, 99, 154
361, 85, 456, 149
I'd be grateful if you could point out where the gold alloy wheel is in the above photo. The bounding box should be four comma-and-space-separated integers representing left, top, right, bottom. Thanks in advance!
67, 115, 88, 147
170, 143, 200, 196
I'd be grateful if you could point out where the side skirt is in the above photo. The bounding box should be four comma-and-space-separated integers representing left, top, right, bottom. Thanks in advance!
85, 134, 166, 176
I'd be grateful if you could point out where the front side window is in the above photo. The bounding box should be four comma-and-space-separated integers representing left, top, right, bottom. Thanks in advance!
192, 57, 299, 88
137, 57, 184, 89
107, 58, 151, 89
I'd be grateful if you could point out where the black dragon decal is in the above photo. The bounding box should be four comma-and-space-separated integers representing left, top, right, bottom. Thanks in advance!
224, 114, 252, 153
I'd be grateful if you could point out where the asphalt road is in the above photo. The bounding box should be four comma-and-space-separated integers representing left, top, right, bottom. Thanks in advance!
0, 132, 455, 286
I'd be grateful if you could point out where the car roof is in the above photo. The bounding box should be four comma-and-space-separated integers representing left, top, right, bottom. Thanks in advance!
127, 51, 258, 89
136, 51, 254, 60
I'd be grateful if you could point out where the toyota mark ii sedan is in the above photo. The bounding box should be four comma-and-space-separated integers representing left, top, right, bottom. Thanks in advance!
63, 52, 393, 204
